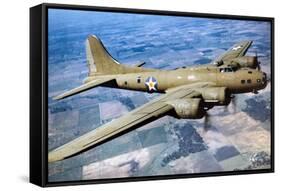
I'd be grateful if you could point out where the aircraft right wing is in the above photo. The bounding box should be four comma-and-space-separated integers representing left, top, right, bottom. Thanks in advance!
48, 82, 212, 163
216, 40, 253, 61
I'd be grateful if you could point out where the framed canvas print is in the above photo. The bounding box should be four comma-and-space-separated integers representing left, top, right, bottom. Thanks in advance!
30, 3, 274, 187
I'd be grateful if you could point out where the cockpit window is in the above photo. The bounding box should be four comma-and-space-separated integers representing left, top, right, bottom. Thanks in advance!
213, 60, 224, 66
220, 67, 234, 73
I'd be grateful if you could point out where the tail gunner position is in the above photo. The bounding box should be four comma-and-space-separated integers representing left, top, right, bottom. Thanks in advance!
49, 35, 268, 162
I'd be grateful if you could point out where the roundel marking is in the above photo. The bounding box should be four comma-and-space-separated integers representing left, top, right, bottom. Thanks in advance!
145, 76, 158, 92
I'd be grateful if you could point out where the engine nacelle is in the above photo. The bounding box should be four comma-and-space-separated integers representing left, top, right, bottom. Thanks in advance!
197, 87, 231, 105
166, 98, 205, 119
228, 56, 258, 69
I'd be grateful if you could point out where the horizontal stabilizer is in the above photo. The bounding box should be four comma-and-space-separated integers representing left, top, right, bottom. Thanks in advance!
217, 40, 253, 61
133, 61, 146, 67
53, 77, 115, 100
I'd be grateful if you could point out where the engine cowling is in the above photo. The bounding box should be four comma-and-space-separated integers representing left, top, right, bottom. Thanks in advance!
229, 56, 258, 69
166, 98, 205, 119
197, 87, 231, 105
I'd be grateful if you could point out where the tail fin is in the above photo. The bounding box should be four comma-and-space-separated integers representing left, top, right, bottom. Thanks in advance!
86, 35, 123, 75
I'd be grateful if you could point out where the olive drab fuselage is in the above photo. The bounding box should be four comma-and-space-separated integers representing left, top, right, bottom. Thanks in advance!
85, 66, 267, 94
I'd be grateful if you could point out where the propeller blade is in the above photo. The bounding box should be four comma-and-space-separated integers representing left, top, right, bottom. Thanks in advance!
224, 95, 237, 113
254, 51, 261, 71
231, 95, 237, 113
203, 112, 211, 132
266, 74, 271, 83
257, 63, 261, 71
223, 105, 229, 113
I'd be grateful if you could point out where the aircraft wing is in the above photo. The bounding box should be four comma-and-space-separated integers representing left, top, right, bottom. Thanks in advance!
217, 41, 253, 61
53, 77, 115, 100
48, 82, 211, 162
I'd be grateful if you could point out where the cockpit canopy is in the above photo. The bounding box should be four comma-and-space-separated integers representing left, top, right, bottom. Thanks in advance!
219, 67, 236, 73
213, 60, 224, 66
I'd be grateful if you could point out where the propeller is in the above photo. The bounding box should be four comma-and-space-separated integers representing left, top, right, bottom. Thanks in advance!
203, 94, 238, 132
231, 95, 237, 113
254, 51, 261, 71
223, 94, 237, 114
267, 74, 271, 83
203, 111, 212, 132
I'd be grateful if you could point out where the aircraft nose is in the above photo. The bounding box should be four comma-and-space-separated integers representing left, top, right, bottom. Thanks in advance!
260, 72, 268, 89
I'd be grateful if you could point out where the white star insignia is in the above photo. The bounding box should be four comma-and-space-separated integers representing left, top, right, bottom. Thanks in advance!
232, 45, 242, 51
145, 77, 157, 91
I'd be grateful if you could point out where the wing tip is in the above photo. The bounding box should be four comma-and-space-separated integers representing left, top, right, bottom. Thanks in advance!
48, 152, 63, 163
52, 95, 63, 101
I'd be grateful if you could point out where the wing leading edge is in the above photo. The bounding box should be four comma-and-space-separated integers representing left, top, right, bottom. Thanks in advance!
48, 82, 211, 163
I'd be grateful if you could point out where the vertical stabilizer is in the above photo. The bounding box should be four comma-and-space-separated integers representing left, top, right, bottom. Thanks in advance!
86, 35, 122, 75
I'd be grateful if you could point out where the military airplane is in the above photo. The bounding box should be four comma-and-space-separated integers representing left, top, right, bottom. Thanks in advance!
49, 35, 267, 163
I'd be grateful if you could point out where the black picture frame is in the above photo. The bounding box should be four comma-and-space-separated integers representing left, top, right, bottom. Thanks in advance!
30, 3, 275, 187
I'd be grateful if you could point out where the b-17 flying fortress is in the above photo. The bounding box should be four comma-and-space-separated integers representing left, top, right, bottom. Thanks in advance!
48, 35, 268, 163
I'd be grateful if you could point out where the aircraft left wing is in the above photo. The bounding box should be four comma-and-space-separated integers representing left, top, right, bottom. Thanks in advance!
217, 40, 253, 61
48, 82, 211, 162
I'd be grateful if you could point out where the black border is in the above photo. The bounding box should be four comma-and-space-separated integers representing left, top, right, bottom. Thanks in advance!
30, 3, 274, 187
